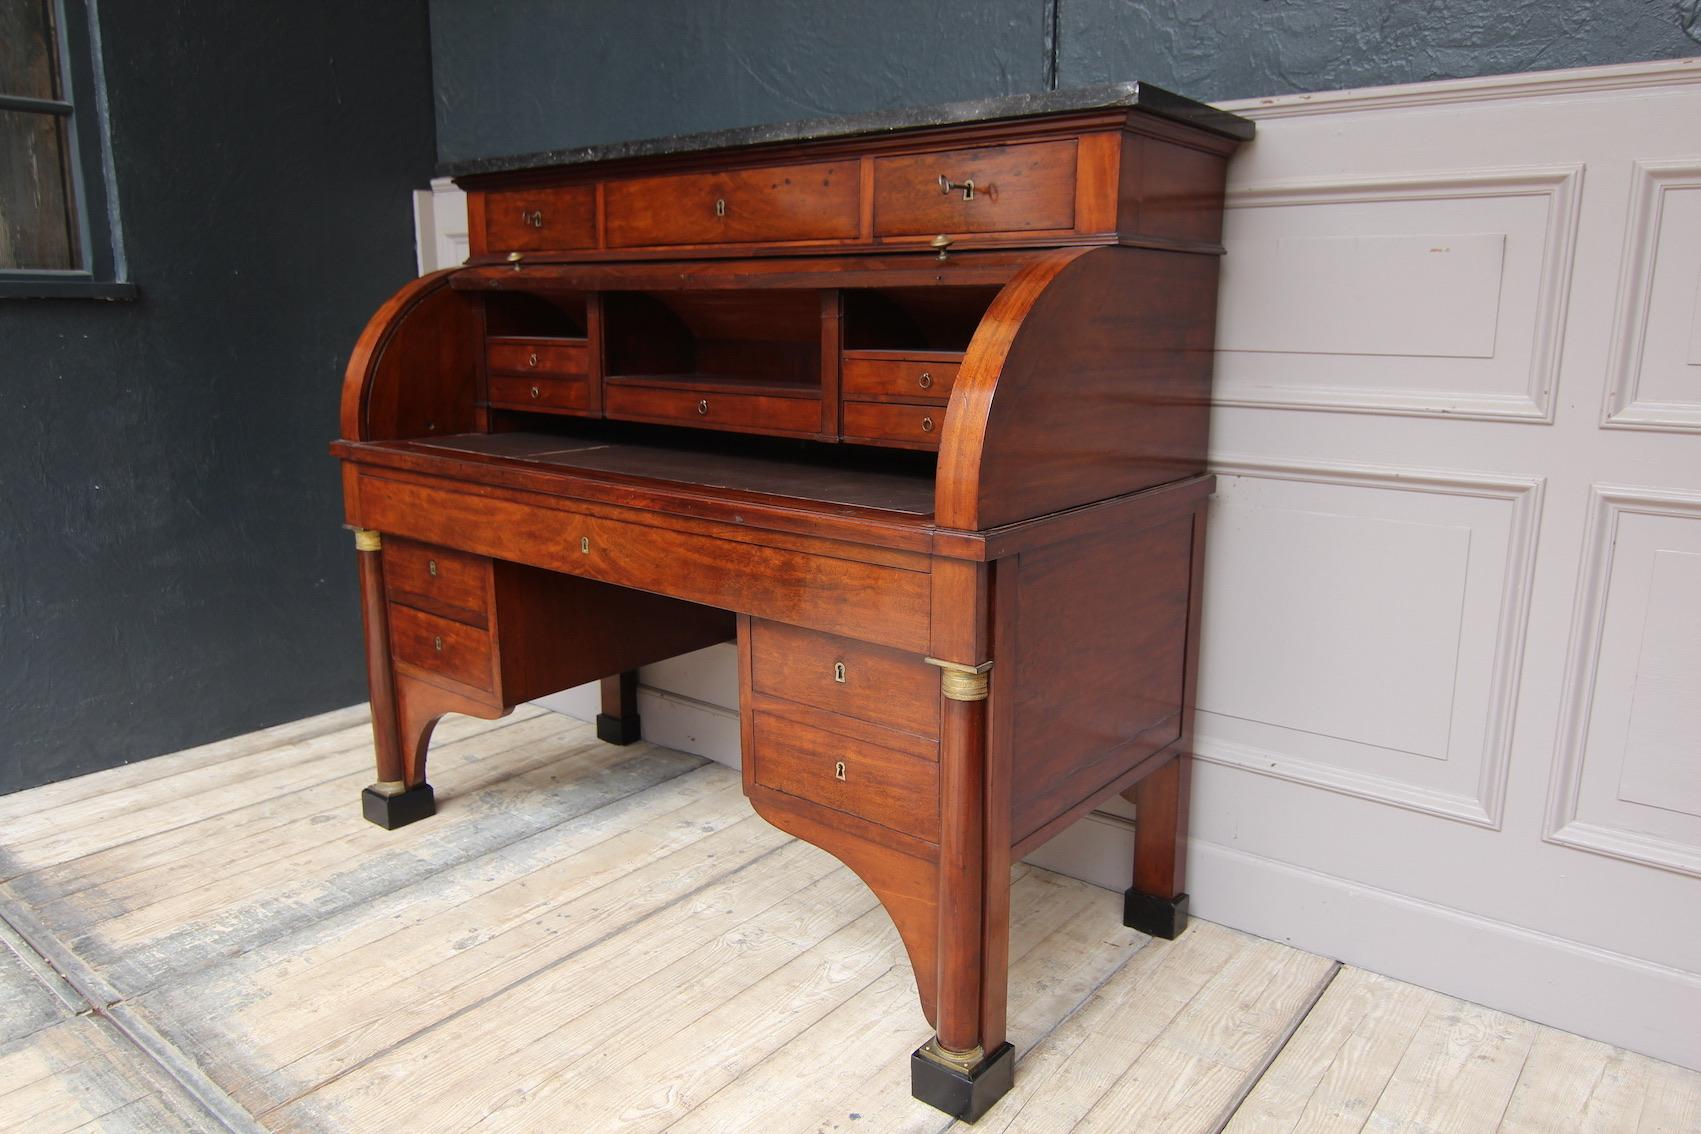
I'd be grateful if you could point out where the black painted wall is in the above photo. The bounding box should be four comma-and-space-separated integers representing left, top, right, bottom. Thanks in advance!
0, 3, 435, 794
429, 0, 1701, 164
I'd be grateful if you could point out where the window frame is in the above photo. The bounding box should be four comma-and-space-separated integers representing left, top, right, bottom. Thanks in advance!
1, 0, 132, 299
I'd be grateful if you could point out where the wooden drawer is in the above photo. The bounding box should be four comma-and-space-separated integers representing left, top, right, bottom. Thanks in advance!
842, 402, 944, 450
841, 352, 960, 403
384, 539, 490, 625
488, 374, 593, 415
605, 384, 822, 436
604, 160, 860, 248
751, 707, 938, 842
487, 337, 589, 377
749, 620, 938, 738
873, 139, 1077, 237
481, 186, 598, 253
389, 603, 494, 692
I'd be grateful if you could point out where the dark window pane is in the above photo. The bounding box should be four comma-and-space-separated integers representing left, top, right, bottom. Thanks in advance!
0, 0, 60, 100
0, 108, 78, 269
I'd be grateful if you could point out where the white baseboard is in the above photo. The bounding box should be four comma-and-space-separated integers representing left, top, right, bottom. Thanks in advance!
1184, 838, 1701, 1071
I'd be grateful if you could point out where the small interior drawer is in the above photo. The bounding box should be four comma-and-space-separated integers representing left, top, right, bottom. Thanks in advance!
749, 619, 938, 739
841, 352, 960, 403
480, 186, 598, 253
383, 538, 489, 625
872, 139, 1077, 238
487, 337, 589, 378
842, 402, 945, 450
389, 603, 495, 692
604, 159, 860, 248
751, 707, 939, 842
605, 383, 822, 437
488, 374, 593, 415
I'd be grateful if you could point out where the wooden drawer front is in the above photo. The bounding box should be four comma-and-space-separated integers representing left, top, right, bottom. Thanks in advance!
604, 160, 860, 248
488, 374, 593, 414
842, 402, 944, 450
389, 603, 494, 692
605, 384, 821, 436
841, 353, 960, 403
481, 186, 598, 252
356, 473, 933, 653
873, 139, 1077, 237
752, 709, 938, 842
383, 539, 490, 624
487, 338, 589, 378
749, 620, 938, 738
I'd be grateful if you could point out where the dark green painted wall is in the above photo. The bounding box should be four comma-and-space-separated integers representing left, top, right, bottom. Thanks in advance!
0, 2, 436, 794
430, 0, 1699, 164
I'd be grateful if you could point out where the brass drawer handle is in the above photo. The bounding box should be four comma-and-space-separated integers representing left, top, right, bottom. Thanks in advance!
697, 399, 709, 415
433, 635, 443, 653
427, 559, 438, 577
834, 761, 847, 782
833, 661, 846, 684
938, 174, 975, 201
521, 209, 543, 228
918, 371, 933, 390
527, 352, 539, 368
530, 386, 541, 398
921, 416, 935, 433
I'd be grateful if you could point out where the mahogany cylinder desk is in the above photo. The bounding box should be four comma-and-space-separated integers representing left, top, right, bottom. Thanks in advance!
331, 83, 1251, 1121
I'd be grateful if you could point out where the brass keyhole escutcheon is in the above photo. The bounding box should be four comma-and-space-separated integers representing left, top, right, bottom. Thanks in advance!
427, 559, 438, 577
697, 399, 709, 415
714, 197, 726, 217
527, 352, 539, 368
580, 536, 590, 554
834, 761, 847, 782
521, 209, 544, 227
433, 636, 443, 653
530, 386, 541, 398
921, 416, 935, 433
918, 371, 933, 390
833, 661, 846, 684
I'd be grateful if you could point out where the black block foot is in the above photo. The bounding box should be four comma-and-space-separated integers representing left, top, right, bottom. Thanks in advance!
910, 1041, 1014, 1123
361, 783, 435, 829
1124, 888, 1189, 939
595, 712, 642, 745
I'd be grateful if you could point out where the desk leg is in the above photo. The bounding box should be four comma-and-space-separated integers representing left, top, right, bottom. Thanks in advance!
912, 659, 1014, 1123
1124, 751, 1192, 939
595, 670, 642, 745
351, 529, 436, 829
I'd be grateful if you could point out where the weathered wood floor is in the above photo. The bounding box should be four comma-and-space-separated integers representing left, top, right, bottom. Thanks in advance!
1, 706, 1696, 1132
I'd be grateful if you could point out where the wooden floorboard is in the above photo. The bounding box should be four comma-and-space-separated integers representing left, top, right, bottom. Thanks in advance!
1, 708, 1697, 1132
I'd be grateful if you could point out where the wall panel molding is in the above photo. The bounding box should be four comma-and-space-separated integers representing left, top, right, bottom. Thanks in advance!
1196, 457, 1544, 828
1601, 160, 1701, 433
1216, 166, 1582, 422
1548, 485, 1701, 878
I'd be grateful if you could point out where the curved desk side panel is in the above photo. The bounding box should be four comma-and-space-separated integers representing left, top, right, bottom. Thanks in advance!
935, 244, 1222, 532
340, 268, 481, 443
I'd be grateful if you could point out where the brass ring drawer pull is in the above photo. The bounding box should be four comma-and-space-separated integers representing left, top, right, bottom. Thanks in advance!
921, 416, 935, 433
527, 352, 539, 368
697, 399, 709, 415
530, 386, 541, 398
918, 371, 933, 390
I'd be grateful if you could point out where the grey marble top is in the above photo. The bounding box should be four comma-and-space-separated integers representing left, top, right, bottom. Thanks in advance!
440, 81, 1253, 180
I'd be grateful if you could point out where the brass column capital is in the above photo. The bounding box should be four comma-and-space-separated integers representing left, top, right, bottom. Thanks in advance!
353, 528, 383, 552
925, 656, 993, 702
